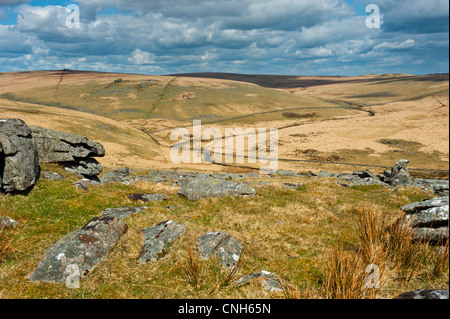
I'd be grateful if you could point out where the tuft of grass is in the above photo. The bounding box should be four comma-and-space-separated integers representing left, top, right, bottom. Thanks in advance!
0, 217, 20, 263
180, 244, 245, 295
323, 243, 388, 299
182, 244, 202, 290
322, 204, 449, 299
432, 239, 449, 279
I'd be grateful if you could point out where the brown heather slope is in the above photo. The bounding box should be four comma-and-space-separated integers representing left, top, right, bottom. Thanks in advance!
0, 70, 448, 177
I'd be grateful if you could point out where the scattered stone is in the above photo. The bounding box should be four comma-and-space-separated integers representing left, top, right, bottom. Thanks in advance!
100, 167, 134, 185
139, 220, 186, 262
127, 193, 169, 202
29, 216, 128, 283
31, 126, 104, 180
275, 170, 301, 177
101, 206, 148, 219
337, 170, 387, 187
399, 196, 449, 244
415, 178, 449, 196
73, 176, 100, 191
41, 171, 65, 181
216, 173, 246, 181
405, 205, 449, 228
388, 159, 415, 186
0, 119, 40, 193
178, 175, 255, 201
64, 158, 103, 178
353, 170, 378, 179
401, 197, 449, 214
393, 289, 449, 299
31, 126, 105, 163
316, 171, 339, 178
136, 170, 198, 186
234, 270, 286, 292
411, 227, 448, 243
198, 231, 243, 270
283, 183, 301, 189
0, 216, 19, 229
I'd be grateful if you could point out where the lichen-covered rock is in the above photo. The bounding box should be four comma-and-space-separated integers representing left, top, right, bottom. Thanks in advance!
29, 216, 128, 283
101, 206, 148, 219
415, 179, 449, 196
198, 231, 243, 270
41, 171, 65, 181
64, 158, 103, 177
139, 220, 186, 262
401, 197, 449, 214
275, 170, 301, 177
411, 227, 448, 243
100, 167, 134, 185
394, 289, 449, 299
336, 170, 388, 187
178, 175, 255, 201
0, 119, 40, 193
388, 159, 415, 186
405, 205, 448, 228
0, 216, 19, 229
234, 270, 287, 292
72, 177, 100, 191
31, 126, 105, 163
400, 196, 449, 244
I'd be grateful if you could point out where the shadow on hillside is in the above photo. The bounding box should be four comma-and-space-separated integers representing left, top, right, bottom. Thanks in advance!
169, 72, 449, 89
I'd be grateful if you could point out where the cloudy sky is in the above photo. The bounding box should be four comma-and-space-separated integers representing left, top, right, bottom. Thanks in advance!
0, 0, 448, 75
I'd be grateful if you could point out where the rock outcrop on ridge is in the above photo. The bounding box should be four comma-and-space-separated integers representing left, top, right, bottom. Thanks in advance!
0, 119, 40, 193
31, 126, 105, 180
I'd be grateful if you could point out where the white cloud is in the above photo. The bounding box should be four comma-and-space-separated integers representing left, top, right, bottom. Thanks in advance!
374, 39, 416, 50
128, 49, 155, 65
0, 1, 447, 75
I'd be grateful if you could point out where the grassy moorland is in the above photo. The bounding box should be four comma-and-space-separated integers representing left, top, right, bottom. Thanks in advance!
1, 71, 448, 174
0, 71, 448, 299
0, 164, 448, 299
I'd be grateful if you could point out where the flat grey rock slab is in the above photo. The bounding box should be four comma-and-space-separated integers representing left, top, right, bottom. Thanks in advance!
72, 177, 100, 191
101, 206, 148, 219
31, 126, 105, 163
405, 205, 449, 228
0, 216, 19, 229
411, 227, 448, 243
100, 167, 134, 185
394, 289, 449, 299
198, 231, 243, 270
139, 220, 186, 262
29, 216, 128, 283
64, 158, 103, 177
275, 170, 301, 177
41, 171, 65, 181
234, 270, 286, 292
401, 196, 449, 214
178, 175, 256, 201
415, 179, 449, 196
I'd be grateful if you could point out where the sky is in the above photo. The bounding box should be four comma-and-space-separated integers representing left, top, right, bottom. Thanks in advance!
0, 0, 448, 76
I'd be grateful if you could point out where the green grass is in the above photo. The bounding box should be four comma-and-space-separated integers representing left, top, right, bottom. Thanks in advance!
0, 165, 447, 299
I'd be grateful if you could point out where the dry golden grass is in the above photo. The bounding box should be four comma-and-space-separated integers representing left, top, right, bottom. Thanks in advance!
0, 173, 448, 299
1, 71, 448, 174
320, 204, 449, 299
